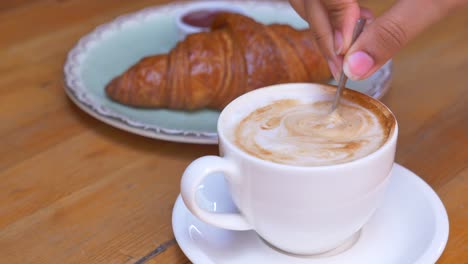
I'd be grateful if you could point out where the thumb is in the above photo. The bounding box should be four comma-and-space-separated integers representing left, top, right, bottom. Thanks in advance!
343, 0, 449, 80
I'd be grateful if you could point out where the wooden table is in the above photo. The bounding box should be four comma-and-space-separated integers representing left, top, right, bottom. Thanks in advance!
1, 0, 466, 263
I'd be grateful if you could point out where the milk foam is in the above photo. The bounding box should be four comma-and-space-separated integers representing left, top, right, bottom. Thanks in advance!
230, 97, 388, 166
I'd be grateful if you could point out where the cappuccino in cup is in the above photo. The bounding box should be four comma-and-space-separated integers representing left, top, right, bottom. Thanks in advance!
181, 83, 397, 255
231, 91, 393, 166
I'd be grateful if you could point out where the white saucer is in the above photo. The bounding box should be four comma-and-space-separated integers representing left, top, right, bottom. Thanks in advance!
172, 164, 449, 264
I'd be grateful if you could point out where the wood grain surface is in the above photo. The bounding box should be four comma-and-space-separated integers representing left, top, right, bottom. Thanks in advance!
0, 0, 466, 263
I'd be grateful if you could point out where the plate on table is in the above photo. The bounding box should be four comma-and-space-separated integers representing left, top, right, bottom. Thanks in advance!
64, 0, 393, 144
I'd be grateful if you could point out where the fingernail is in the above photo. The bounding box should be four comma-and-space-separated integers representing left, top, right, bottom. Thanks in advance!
343, 51, 374, 80
327, 59, 340, 81
334, 30, 343, 55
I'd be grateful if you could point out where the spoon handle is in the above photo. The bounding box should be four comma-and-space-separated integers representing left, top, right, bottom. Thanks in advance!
331, 18, 367, 112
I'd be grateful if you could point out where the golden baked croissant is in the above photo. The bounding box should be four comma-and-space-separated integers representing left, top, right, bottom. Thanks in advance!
106, 13, 331, 110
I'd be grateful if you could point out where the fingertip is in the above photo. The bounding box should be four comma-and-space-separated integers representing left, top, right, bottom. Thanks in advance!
327, 59, 340, 81
343, 51, 374, 80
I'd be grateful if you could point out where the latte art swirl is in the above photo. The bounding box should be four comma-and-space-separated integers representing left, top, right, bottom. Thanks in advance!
234, 99, 388, 166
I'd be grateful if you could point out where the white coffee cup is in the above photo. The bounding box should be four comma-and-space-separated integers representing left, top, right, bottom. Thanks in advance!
181, 83, 398, 255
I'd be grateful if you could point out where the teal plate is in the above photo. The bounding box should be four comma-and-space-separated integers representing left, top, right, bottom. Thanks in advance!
64, 0, 392, 144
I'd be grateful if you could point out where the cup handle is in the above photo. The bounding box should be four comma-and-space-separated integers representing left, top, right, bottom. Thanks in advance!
181, 156, 251, 230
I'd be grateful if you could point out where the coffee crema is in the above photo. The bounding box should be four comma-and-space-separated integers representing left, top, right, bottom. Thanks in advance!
233, 97, 392, 166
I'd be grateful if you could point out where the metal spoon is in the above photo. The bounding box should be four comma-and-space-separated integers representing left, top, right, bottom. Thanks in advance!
331, 18, 367, 112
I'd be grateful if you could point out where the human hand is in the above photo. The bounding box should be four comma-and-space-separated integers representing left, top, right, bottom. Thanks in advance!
289, 0, 468, 80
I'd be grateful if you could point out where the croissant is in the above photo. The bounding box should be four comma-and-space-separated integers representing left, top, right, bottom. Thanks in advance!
106, 13, 331, 110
